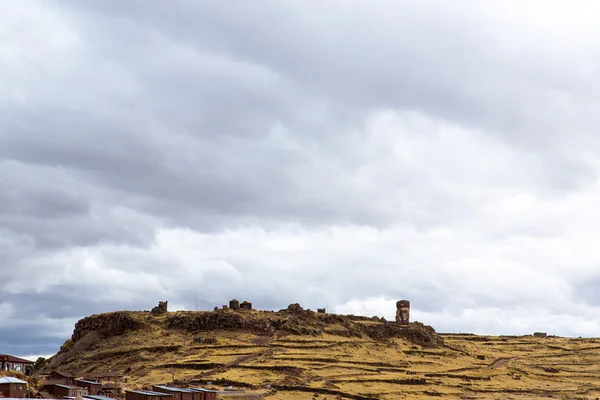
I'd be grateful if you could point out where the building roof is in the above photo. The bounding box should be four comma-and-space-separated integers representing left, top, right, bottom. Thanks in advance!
76, 380, 101, 385
0, 355, 35, 365
54, 384, 75, 389
188, 388, 217, 393
127, 390, 173, 396
84, 396, 115, 400
0, 377, 27, 384
51, 371, 76, 378
153, 386, 194, 393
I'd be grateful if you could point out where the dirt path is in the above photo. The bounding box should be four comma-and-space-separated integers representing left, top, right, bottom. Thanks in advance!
490, 357, 517, 369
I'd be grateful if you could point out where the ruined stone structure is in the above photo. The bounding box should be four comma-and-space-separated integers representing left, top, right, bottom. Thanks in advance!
240, 301, 252, 310
286, 303, 303, 313
534, 332, 548, 338
150, 301, 168, 315
395, 300, 410, 324
229, 299, 240, 310
317, 308, 326, 314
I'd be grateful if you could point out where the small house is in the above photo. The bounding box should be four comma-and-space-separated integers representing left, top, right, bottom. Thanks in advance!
47, 384, 88, 398
75, 380, 102, 396
0, 376, 28, 398
49, 371, 76, 386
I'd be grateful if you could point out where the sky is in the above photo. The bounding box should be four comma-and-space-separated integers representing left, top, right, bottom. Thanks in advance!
3, 0, 600, 358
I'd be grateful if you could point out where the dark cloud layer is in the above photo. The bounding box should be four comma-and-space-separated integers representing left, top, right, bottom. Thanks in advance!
3, 0, 600, 357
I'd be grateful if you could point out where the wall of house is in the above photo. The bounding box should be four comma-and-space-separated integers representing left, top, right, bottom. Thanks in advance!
75, 381, 101, 395
204, 392, 217, 400
0, 382, 27, 398
49, 371, 74, 385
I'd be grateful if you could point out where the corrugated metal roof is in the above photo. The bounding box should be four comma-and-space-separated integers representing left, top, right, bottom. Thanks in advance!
84, 396, 114, 400
54, 384, 79, 389
76, 379, 101, 385
153, 386, 194, 393
188, 388, 217, 393
0, 377, 27, 384
127, 390, 173, 396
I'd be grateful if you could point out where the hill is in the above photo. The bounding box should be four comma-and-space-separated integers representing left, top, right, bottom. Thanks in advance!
45, 305, 600, 400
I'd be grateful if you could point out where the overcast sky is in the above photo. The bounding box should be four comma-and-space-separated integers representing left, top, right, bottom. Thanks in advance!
4, 0, 600, 357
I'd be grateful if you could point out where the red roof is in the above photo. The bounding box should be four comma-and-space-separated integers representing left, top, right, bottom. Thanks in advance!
0, 354, 34, 364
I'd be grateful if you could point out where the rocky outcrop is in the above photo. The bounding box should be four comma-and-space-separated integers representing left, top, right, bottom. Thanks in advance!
71, 312, 144, 343
362, 321, 443, 348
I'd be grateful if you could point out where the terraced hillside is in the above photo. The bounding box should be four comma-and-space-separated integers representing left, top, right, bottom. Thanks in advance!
45, 307, 600, 400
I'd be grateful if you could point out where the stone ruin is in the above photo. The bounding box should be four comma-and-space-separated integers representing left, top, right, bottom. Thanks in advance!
396, 300, 410, 324
240, 301, 252, 310
317, 308, 326, 314
534, 332, 548, 338
286, 303, 303, 313
150, 301, 168, 315
229, 299, 240, 310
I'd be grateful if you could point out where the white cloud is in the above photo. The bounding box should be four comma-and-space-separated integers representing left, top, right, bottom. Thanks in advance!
4, 0, 600, 355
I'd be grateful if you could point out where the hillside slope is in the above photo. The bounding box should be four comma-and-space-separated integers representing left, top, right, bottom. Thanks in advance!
46, 307, 600, 400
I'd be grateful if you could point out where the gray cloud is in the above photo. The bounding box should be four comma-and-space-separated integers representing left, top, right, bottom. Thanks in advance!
2, 0, 600, 356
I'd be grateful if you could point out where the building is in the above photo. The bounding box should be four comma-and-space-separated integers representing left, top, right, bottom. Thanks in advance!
44, 384, 88, 398
152, 386, 195, 400
49, 370, 76, 386
0, 376, 28, 398
126, 390, 173, 400
75, 379, 102, 395
189, 388, 218, 400
0, 354, 35, 376
100, 383, 122, 397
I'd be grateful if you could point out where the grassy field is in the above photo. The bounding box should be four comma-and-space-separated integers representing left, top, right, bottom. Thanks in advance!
46, 310, 600, 400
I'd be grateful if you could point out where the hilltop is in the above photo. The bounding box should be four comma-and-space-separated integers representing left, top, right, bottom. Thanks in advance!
44, 305, 600, 400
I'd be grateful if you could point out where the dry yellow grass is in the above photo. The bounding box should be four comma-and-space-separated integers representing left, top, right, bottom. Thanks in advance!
47, 311, 600, 400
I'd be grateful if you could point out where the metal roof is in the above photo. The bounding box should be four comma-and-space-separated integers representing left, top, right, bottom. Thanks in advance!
54, 384, 80, 389
127, 390, 173, 396
84, 396, 115, 400
153, 386, 194, 393
76, 379, 102, 385
188, 388, 217, 393
0, 377, 27, 384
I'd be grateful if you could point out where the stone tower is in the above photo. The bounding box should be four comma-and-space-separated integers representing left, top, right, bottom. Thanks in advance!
229, 299, 240, 310
396, 300, 410, 324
